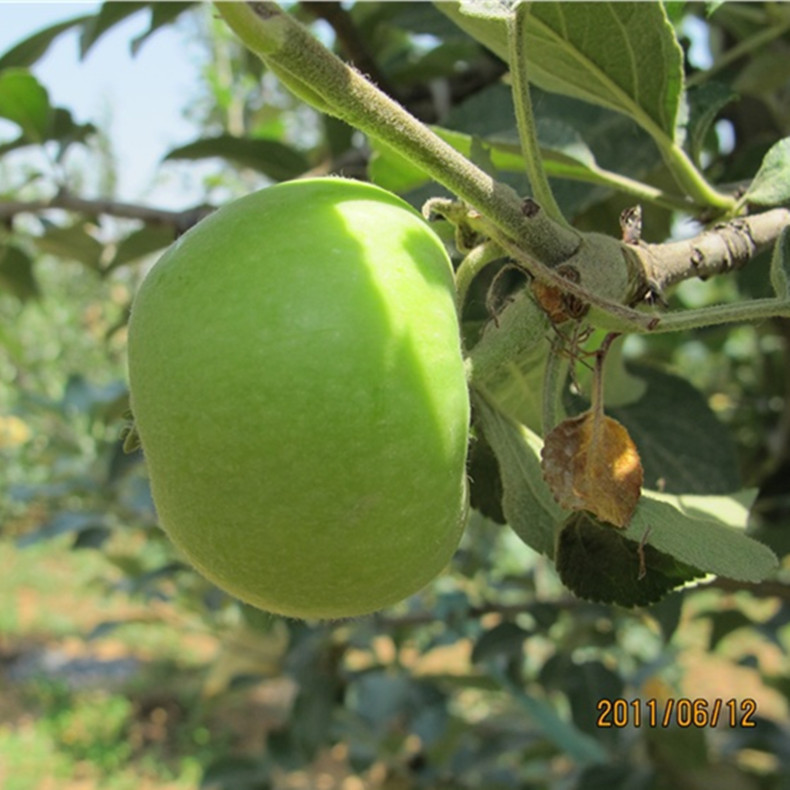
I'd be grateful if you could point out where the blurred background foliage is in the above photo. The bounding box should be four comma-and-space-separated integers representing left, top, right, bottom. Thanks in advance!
1, 2, 790, 789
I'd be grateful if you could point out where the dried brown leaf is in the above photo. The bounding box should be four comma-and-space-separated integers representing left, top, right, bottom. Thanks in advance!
541, 409, 643, 527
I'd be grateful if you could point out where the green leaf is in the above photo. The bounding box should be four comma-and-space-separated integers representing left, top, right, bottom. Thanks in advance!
439, 1, 684, 138
436, 1, 511, 62
476, 388, 776, 593
608, 364, 741, 494
51, 107, 96, 147
443, 84, 664, 216
471, 621, 530, 663
107, 225, 173, 270
556, 511, 706, 607
79, 2, 148, 58
36, 224, 104, 269
705, 609, 754, 649
369, 102, 655, 211
685, 82, 738, 166
0, 15, 90, 70
0, 106, 94, 156
17, 510, 111, 548
0, 69, 52, 142
745, 137, 790, 206
473, 395, 565, 560
200, 756, 272, 790
368, 137, 427, 194
525, 3, 685, 138
164, 135, 310, 182
467, 428, 506, 524
770, 226, 790, 299
130, 3, 196, 56
0, 245, 39, 301
490, 665, 608, 766
539, 656, 623, 737
624, 489, 779, 583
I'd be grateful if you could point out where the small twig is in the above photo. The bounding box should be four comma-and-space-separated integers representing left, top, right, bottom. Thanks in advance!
0, 190, 215, 233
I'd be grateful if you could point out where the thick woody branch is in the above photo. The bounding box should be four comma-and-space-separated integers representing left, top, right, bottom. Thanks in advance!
0, 191, 214, 234
634, 207, 790, 294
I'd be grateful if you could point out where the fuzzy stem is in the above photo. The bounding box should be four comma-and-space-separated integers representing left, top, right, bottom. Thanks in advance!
216, 2, 580, 263
455, 241, 503, 315
542, 337, 568, 434
640, 297, 790, 334
508, 3, 569, 227
660, 140, 735, 211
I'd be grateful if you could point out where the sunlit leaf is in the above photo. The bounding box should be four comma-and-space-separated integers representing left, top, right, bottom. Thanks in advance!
745, 136, 790, 206
0, 415, 32, 448
0, 69, 52, 142
624, 489, 778, 583
438, 1, 684, 137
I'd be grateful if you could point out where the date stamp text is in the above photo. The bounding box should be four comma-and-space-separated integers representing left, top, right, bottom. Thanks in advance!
596, 698, 757, 728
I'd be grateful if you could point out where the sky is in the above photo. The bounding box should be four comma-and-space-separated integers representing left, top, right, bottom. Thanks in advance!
0, 3, 205, 207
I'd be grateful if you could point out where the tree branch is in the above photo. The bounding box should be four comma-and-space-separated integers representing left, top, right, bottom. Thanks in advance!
633, 207, 790, 295
0, 190, 215, 233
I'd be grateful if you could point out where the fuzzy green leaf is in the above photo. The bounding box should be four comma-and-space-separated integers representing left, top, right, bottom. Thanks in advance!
473, 395, 564, 559
490, 665, 607, 765
476, 392, 776, 590
745, 137, 790, 206
439, 1, 684, 137
770, 225, 790, 299
624, 489, 778, 583
608, 364, 741, 494
556, 512, 695, 607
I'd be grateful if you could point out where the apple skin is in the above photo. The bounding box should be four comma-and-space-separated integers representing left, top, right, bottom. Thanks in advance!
127, 178, 470, 619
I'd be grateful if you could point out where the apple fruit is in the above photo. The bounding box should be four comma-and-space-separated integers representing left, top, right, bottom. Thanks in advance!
127, 177, 470, 619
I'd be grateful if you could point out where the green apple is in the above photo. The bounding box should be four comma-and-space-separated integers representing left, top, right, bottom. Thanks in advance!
127, 177, 470, 619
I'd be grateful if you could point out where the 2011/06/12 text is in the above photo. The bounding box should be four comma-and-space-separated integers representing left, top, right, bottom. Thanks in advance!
596, 698, 757, 728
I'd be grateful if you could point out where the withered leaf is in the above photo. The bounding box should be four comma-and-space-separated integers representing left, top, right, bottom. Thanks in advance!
541, 408, 643, 527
